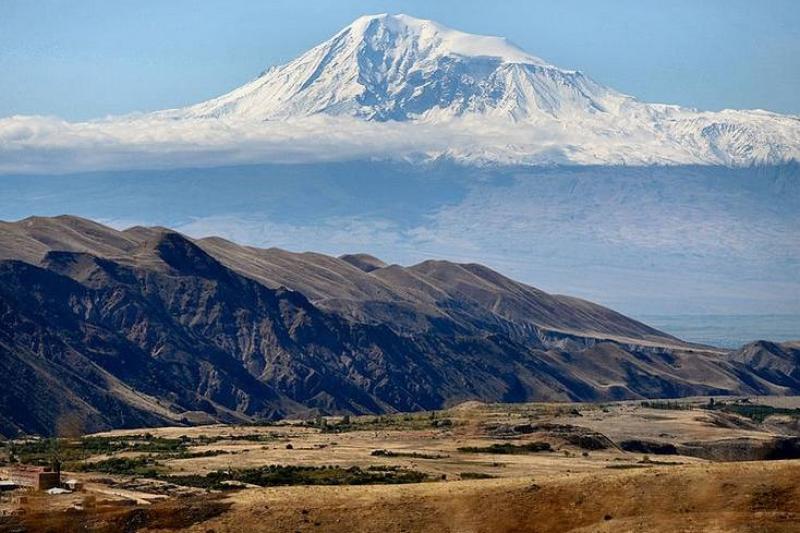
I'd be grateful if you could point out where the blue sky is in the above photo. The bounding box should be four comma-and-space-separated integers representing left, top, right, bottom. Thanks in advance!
2, 0, 799, 120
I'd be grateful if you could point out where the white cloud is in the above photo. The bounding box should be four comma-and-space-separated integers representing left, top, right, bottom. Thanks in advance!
4, 108, 796, 174
0, 114, 517, 174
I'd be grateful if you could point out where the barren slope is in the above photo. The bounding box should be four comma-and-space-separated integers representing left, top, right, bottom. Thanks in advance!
0, 216, 796, 437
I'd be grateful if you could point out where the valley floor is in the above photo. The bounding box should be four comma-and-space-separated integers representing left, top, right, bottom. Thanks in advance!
2, 397, 800, 532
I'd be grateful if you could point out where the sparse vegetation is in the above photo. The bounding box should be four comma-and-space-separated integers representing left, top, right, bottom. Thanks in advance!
164, 464, 431, 490
155, 448, 231, 460
7, 435, 185, 465
458, 442, 552, 454
640, 400, 692, 411
371, 449, 449, 459
76, 456, 162, 477
6, 433, 262, 466
73, 455, 433, 490
202, 432, 281, 443
306, 413, 457, 433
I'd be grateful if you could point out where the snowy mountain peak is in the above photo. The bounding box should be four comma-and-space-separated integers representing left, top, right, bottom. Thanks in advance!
0, 14, 797, 171
156, 14, 800, 166
343, 13, 552, 66
179, 13, 619, 122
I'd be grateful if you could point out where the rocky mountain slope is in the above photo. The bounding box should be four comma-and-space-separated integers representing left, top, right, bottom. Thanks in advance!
727, 340, 800, 391
0, 215, 688, 348
0, 215, 797, 437
176, 13, 610, 123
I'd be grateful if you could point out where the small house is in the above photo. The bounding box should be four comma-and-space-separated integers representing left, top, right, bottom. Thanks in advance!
9, 466, 60, 491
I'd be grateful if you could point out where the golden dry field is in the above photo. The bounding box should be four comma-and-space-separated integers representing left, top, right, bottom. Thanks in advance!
2, 397, 800, 532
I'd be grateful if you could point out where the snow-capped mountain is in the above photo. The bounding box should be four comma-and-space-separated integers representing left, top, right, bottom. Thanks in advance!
157, 13, 800, 167
179, 13, 623, 123
1, 13, 798, 171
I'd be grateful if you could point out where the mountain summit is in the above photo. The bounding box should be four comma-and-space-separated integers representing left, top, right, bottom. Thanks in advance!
2, 14, 797, 170
180, 13, 626, 122
164, 14, 799, 165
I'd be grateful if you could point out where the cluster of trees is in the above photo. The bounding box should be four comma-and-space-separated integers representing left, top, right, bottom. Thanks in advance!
457, 442, 552, 454
165, 464, 430, 490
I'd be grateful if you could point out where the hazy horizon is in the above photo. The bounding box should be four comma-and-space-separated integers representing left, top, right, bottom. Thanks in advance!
2, 162, 798, 322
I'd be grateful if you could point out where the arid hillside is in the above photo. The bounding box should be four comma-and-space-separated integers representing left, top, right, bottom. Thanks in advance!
1, 215, 798, 437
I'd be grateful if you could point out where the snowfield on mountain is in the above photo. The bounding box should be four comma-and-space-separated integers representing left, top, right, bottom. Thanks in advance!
1, 13, 798, 172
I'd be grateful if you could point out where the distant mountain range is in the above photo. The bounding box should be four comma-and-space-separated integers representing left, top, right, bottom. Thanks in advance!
1, 215, 798, 437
